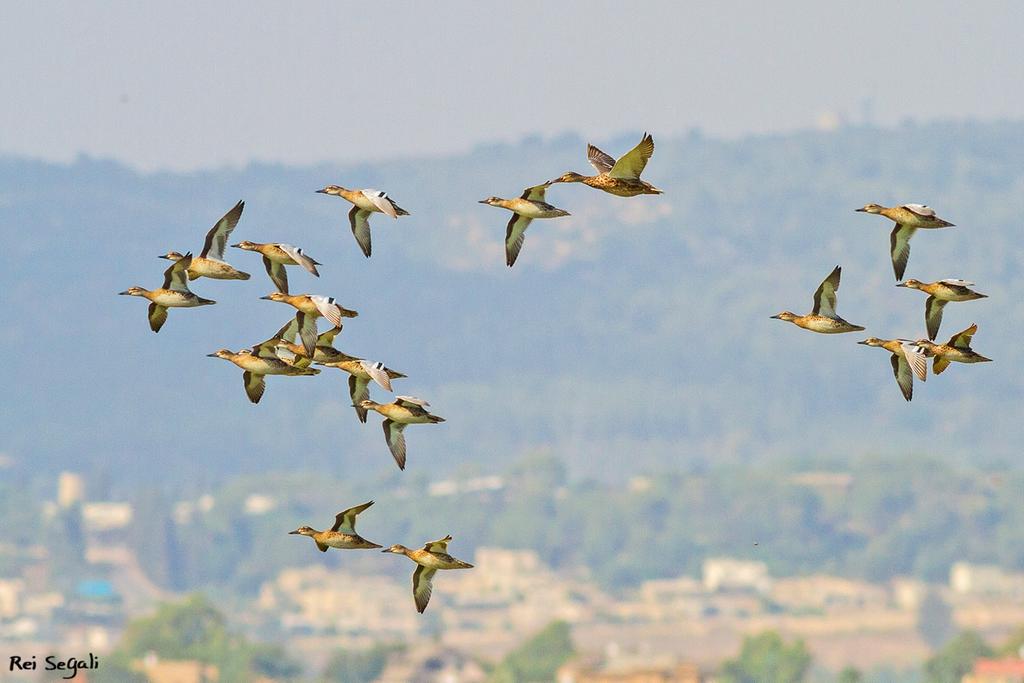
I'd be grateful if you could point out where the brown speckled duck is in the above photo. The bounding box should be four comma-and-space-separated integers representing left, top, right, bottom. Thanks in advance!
550, 133, 662, 197
119, 253, 215, 332
159, 200, 251, 281
914, 323, 992, 375
289, 501, 382, 552
896, 279, 987, 340
855, 203, 954, 280
480, 182, 570, 267
382, 534, 473, 613
771, 265, 865, 334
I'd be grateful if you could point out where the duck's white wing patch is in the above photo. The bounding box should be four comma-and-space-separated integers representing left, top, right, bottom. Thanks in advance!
396, 395, 429, 408
278, 243, 320, 276
361, 189, 399, 219
360, 360, 393, 392
902, 203, 935, 217
505, 214, 532, 268
924, 296, 947, 341
587, 144, 616, 174
348, 206, 372, 258
608, 133, 655, 180
201, 200, 244, 261
939, 278, 974, 287
902, 342, 929, 381
383, 419, 407, 470
163, 253, 193, 292
890, 225, 914, 281
309, 296, 344, 327
413, 565, 437, 613
811, 265, 841, 318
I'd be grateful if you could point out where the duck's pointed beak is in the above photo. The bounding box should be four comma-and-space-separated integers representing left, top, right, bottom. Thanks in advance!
230, 243, 241, 248
118, 290, 131, 295
315, 188, 327, 194
895, 282, 908, 287
288, 529, 301, 535
856, 340, 869, 345
206, 353, 219, 357
769, 314, 781, 319
854, 207, 867, 212
259, 295, 273, 300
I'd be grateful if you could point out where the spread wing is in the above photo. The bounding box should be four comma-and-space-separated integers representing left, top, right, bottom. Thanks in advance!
422, 534, 452, 553
383, 419, 407, 470
924, 296, 947, 341
243, 371, 265, 404
361, 189, 399, 219
297, 311, 318, 357
349, 375, 370, 423
520, 183, 549, 202
890, 225, 914, 281
891, 353, 914, 402
360, 360, 393, 392
147, 303, 168, 333
948, 323, 978, 349
413, 565, 437, 613
811, 265, 841, 318
309, 296, 345, 327
349, 206, 373, 258
251, 334, 283, 360
278, 243, 320, 276
505, 213, 532, 268
201, 200, 244, 260
331, 500, 374, 533
273, 317, 299, 344
902, 342, 928, 381
608, 132, 655, 180
396, 396, 430, 408
162, 252, 193, 291
938, 278, 974, 287
263, 256, 289, 294
317, 326, 342, 348
587, 144, 616, 174
902, 203, 935, 217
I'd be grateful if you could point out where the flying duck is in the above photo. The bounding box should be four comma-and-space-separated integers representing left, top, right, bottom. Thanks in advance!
119, 253, 215, 332
382, 534, 473, 613
360, 396, 445, 470
159, 200, 251, 281
896, 279, 987, 340
771, 265, 865, 333
260, 292, 358, 357
231, 241, 321, 294
550, 133, 662, 197
857, 337, 929, 401
316, 185, 410, 257
914, 323, 992, 375
479, 183, 570, 267
289, 501, 383, 552
855, 204, 954, 280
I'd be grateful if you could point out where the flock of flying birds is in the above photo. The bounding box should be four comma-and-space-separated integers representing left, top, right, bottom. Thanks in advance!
117, 135, 663, 612
772, 202, 991, 401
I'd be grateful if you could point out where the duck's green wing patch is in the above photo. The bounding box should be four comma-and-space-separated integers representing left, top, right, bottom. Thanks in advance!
811, 265, 841, 318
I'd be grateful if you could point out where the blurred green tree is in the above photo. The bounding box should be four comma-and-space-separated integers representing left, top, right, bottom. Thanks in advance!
923, 631, 992, 683
489, 620, 574, 682
719, 631, 811, 683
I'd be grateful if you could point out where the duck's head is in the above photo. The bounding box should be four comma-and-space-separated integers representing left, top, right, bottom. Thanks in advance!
118, 287, 147, 297
857, 337, 885, 347
260, 292, 288, 302
158, 250, 186, 261
551, 172, 586, 184
231, 240, 258, 251
478, 196, 503, 206
382, 544, 409, 554
770, 311, 798, 322
855, 203, 885, 214
289, 526, 316, 537
206, 349, 234, 359
896, 279, 923, 289
358, 399, 379, 410
316, 185, 345, 195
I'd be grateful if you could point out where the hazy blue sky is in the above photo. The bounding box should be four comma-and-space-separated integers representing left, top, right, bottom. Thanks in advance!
3, 1, 1023, 170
